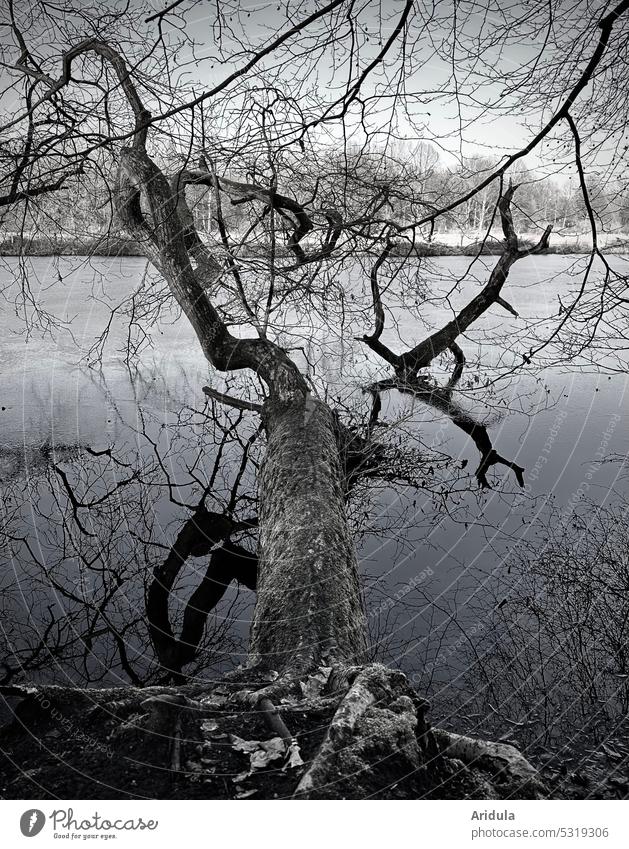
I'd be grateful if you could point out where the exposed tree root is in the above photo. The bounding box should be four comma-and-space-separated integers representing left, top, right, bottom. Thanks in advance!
292, 665, 545, 799
294, 664, 416, 797
1, 664, 546, 799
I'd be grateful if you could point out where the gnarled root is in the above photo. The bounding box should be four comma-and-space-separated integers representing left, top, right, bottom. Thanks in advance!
295, 664, 428, 798
293, 664, 545, 799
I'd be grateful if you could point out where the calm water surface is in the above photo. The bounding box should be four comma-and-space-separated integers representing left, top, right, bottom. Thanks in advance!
1, 254, 627, 684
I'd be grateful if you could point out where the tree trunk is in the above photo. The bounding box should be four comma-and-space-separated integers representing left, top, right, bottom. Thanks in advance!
248, 395, 367, 675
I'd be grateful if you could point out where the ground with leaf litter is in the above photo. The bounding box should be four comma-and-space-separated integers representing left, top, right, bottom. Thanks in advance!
1, 666, 628, 800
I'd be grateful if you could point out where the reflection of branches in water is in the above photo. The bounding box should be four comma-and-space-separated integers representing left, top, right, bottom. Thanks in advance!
0, 256, 77, 342
1, 371, 479, 686
1, 251, 553, 687
1, 237, 559, 688
84, 262, 176, 369
142, 400, 261, 682
369, 374, 524, 489
147, 511, 257, 683
0, 399, 260, 686
1, 606, 66, 686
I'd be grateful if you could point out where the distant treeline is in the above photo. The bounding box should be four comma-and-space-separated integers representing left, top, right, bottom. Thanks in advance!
0, 234, 145, 257
1, 144, 628, 257
2, 233, 627, 258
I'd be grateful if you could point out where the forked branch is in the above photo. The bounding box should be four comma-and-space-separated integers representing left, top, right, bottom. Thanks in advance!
362, 186, 547, 488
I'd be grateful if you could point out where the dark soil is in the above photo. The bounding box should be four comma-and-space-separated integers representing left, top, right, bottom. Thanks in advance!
0, 694, 511, 800
0, 693, 333, 800
2, 689, 627, 800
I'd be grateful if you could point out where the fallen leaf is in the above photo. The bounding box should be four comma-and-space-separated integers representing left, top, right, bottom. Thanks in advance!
230, 734, 262, 754
283, 738, 304, 770
250, 738, 285, 771
230, 734, 286, 778
299, 666, 333, 699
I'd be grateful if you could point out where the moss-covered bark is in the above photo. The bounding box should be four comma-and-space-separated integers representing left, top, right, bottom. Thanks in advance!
249, 396, 367, 675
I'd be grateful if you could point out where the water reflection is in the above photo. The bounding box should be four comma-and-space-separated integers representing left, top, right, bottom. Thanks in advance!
0, 255, 627, 700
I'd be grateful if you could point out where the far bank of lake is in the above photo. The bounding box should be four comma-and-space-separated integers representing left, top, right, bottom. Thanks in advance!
1, 231, 628, 257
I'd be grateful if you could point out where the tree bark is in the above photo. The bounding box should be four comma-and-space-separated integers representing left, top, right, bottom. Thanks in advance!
249, 395, 367, 675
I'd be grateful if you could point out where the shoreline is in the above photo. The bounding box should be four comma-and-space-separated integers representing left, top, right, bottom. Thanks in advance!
1, 236, 628, 259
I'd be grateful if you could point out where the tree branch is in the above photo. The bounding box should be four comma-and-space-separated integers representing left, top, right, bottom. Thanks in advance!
398, 186, 549, 374
397, 0, 629, 231
202, 385, 263, 413
0, 174, 73, 208
361, 187, 543, 488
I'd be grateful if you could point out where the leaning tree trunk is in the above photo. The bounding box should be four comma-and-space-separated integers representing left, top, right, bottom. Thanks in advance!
115, 144, 367, 679
249, 395, 367, 675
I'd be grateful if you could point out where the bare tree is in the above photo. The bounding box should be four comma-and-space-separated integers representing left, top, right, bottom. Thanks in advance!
1, 0, 628, 799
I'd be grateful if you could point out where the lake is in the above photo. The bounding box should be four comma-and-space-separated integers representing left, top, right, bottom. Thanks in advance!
0, 253, 627, 695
